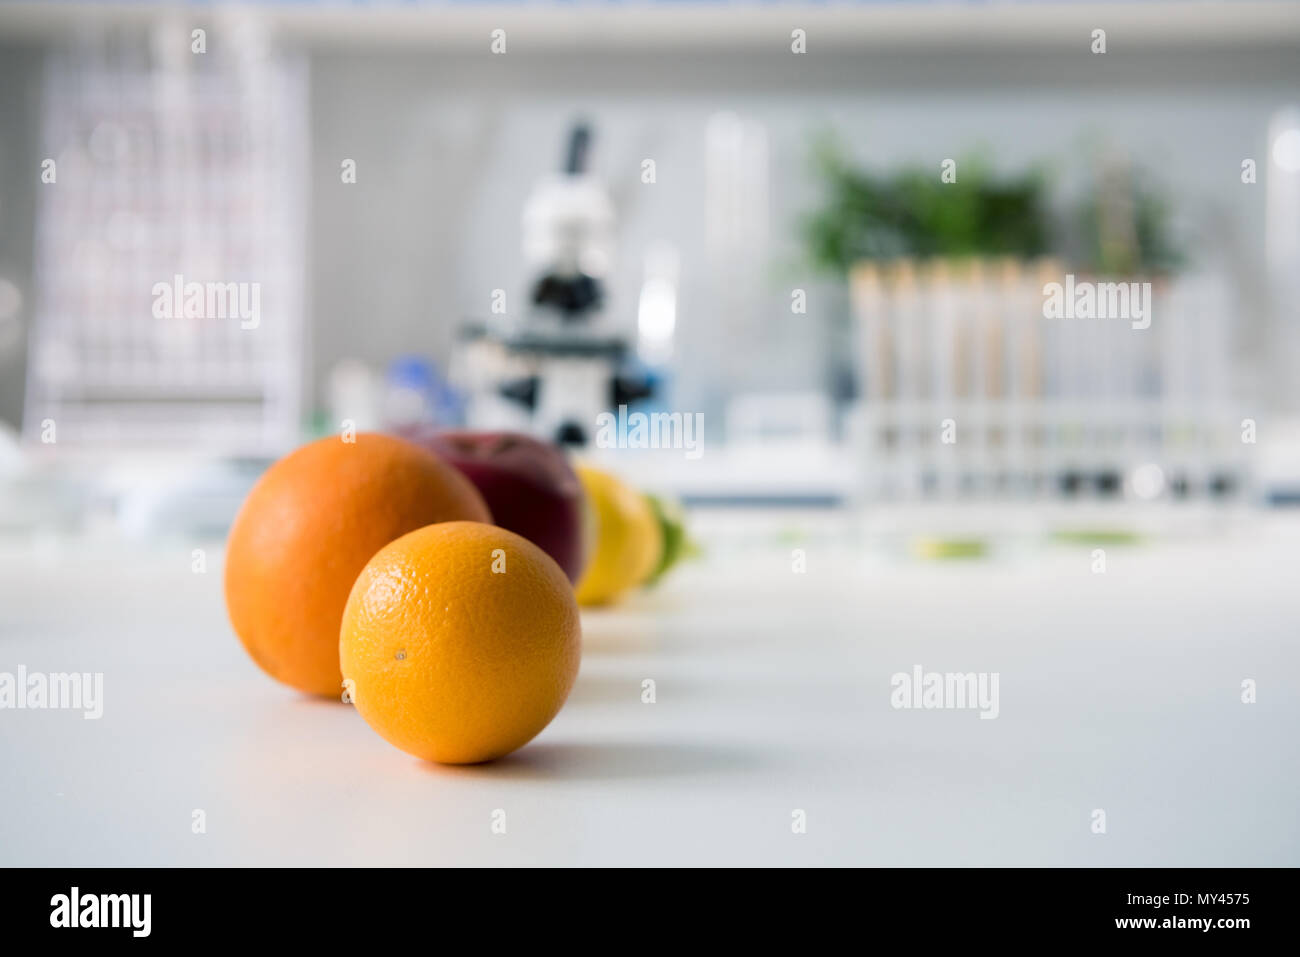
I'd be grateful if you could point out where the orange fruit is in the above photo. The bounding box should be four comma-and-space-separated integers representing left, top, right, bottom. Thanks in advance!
225, 433, 491, 697
340, 521, 581, 764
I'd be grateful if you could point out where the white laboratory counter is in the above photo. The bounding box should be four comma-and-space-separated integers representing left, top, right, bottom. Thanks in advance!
1, 507, 1297, 867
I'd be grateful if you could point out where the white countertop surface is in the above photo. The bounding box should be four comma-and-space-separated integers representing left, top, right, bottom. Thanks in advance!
2, 507, 1297, 866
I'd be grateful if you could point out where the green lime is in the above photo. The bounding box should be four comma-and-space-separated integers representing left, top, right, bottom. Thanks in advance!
644, 493, 691, 585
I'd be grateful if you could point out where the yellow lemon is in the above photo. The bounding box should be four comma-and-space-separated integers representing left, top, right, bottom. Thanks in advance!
573, 466, 662, 606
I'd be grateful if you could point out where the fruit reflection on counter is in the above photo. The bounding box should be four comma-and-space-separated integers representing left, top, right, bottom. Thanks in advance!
222, 430, 694, 763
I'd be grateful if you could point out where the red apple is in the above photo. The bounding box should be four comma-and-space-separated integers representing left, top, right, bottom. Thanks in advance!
402, 428, 586, 583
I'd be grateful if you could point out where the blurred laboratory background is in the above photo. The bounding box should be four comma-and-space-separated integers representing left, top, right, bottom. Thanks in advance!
6, 1, 1300, 869
1, 0, 1299, 538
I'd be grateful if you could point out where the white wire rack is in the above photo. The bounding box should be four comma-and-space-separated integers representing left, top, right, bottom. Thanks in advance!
23, 28, 308, 454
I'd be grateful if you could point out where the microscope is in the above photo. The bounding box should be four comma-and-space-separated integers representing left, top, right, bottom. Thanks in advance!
459, 123, 652, 447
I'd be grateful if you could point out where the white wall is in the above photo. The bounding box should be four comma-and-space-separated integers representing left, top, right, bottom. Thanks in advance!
1, 36, 1296, 431
308, 43, 1299, 427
